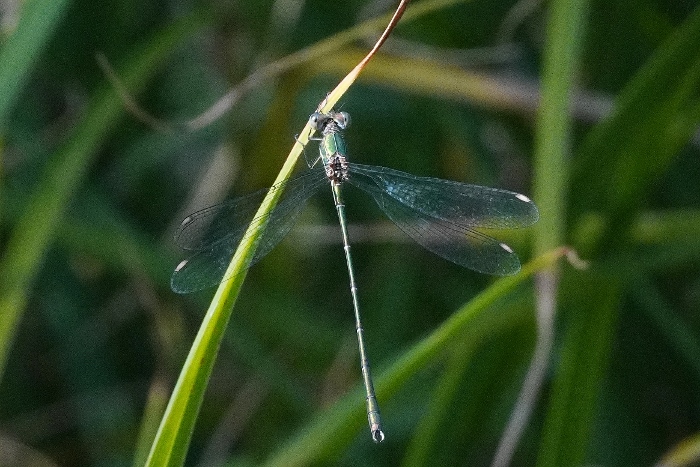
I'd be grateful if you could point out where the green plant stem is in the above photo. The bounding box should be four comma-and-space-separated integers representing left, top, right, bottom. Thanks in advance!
492, 0, 589, 464
490, 0, 589, 464
532, 0, 588, 258
528, 0, 590, 465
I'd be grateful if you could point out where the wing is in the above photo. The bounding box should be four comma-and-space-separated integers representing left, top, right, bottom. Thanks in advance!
171, 169, 328, 293
175, 170, 328, 250
348, 165, 538, 275
348, 163, 539, 229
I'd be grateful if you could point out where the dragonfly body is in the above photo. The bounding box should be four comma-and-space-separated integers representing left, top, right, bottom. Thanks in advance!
171, 110, 539, 443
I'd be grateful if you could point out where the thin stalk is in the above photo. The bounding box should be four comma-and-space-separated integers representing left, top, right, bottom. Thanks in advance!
492, 0, 589, 464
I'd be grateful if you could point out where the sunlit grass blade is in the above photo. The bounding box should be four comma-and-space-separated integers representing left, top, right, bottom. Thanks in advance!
657, 432, 700, 467
144, 140, 307, 467
261, 249, 568, 467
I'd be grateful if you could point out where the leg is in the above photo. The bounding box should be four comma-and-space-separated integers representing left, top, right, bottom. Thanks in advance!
294, 133, 321, 168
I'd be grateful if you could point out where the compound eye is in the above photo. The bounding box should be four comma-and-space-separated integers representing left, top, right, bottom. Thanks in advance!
335, 111, 351, 129
308, 112, 325, 130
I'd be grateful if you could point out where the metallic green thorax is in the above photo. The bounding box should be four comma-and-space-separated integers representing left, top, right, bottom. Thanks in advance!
319, 120, 350, 184
320, 129, 348, 163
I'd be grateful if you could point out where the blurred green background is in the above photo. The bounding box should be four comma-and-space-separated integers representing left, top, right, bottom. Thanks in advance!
1, 0, 700, 465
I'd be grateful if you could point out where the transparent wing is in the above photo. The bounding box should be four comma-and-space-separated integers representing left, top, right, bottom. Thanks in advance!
348, 165, 539, 275
171, 169, 328, 293
349, 163, 539, 229
175, 170, 327, 250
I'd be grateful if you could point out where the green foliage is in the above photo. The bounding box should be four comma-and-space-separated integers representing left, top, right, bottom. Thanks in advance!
1, 0, 699, 466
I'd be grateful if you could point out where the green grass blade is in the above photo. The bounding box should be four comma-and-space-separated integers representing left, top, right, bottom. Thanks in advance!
0, 15, 203, 380
535, 270, 620, 467
401, 338, 478, 467
531, 0, 588, 259
143, 261, 253, 466
261, 250, 567, 467
493, 0, 589, 463
144, 91, 310, 467
571, 3, 700, 252
536, 5, 700, 465
0, 0, 71, 129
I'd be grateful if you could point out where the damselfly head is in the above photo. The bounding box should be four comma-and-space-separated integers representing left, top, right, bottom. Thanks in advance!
308, 112, 327, 130
331, 111, 350, 130
308, 110, 351, 131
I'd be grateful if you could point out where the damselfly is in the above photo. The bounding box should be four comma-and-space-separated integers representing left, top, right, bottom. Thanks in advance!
172, 110, 539, 442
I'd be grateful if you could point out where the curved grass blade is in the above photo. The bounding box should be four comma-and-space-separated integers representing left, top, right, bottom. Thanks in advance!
348, 166, 538, 275
171, 168, 328, 293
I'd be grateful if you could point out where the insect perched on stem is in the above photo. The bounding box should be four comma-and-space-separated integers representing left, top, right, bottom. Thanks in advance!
172, 110, 539, 442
